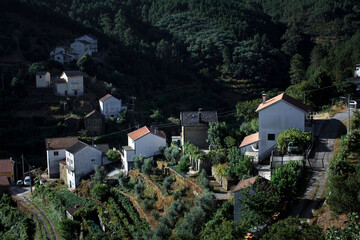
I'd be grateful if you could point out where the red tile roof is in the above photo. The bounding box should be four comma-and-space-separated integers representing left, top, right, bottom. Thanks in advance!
240, 132, 259, 148
128, 126, 166, 141
99, 94, 113, 102
0, 159, 14, 173
0, 176, 9, 186
232, 176, 258, 192
84, 110, 102, 119
45, 137, 78, 150
256, 93, 312, 113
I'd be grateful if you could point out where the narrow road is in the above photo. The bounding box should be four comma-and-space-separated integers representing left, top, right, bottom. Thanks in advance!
10, 186, 60, 240
288, 110, 354, 219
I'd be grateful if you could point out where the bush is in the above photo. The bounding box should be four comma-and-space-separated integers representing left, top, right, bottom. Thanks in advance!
177, 158, 191, 173
117, 172, 129, 188
163, 174, 174, 191
59, 219, 81, 240
134, 181, 145, 199
198, 169, 211, 190
276, 128, 312, 154
91, 184, 110, 202
141, 157, 156, 176
142, 198, 156, 210
133, 155, 146, 170
107, 149, 120, 161
164, 145, 180, 164
226, 147, 254, 181
92, 165, 107, 185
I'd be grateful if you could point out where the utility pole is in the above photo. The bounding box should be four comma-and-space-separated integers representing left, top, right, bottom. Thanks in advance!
21, 154, 24, 178
347, 94, 351, 134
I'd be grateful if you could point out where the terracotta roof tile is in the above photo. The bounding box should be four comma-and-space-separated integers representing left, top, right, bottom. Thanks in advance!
45, 137, 78, 150
240, 132, 259, 148
128, 126, 166, 141
232, 176, 269, 192
84, 110, 102, 119
0, 159, 14, 173
256, 93, 312, 112
0, 176, 9, 186
99, 94, 113, 102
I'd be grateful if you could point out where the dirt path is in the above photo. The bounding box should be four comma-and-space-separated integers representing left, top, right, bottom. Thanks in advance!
288, 110, 353, 219
11, 187, 60, 240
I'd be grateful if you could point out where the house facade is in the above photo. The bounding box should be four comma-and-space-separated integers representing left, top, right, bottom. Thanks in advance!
99, 94, 126, 119
55, 71, 84, 96
65, 141, 103, 189
84, 110, 103, 136
70, 40, 92, 57
46, 137, 78, 178
121, 126, 167, 173
75, 35, 98, 53
0, 158, 15, 183
36, 72, 51, 88
240, 93, 312, 161
180, 109, 218, 149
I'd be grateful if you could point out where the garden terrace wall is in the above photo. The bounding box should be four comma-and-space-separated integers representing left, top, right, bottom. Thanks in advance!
129, 170, 166, 202
166, 167, 203, 195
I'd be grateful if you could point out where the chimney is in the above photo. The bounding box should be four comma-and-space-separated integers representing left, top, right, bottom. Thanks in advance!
198, 108, 203, 122
262, 94, 266, 104
47, 142, 50, 149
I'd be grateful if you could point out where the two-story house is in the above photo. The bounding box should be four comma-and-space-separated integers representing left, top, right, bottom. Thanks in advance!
36, 72, 51, 88
99, 94, 126, 119
74, 35, 98, 53
240, 93, 312, 161
121, 126, 167, 173
55, 71, 84, 96
84, 110, 103, 136
180, 109, 218, 149
46, 137, 78, 178
0, 158, 15, 183
50, 46, 77, 64
70, 40, 92, 57
65, 141, 103, 189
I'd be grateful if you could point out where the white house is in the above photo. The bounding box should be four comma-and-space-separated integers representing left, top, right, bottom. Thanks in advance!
75, 34, 98, 53
240, 93, 312, 161
36, 71, 51, 88
70, 40, 92, 57
55, 71, 84, 96
354, 63, 360, 77
65, 141, 107, 189
45, 137, 78, 178
121, 126, 167, 173
99, 94, 127, 119
50, 46, 70, 58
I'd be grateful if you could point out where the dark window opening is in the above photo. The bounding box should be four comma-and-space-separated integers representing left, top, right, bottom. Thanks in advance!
268, 134, 275, 141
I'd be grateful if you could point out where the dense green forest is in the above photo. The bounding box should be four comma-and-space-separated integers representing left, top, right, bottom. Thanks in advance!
0, 0, 360, 164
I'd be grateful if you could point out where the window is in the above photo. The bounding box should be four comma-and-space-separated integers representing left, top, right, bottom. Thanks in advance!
39, 75, 42, 78
54, 151, 59, 156
91, 159, 95, 162
268, 134, 275, 141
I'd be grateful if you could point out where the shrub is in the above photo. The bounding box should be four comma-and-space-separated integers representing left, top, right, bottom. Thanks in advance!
133, 155, 146, 170
91, 184, 109, 202
142, 198, 155, 210
163, 174, 174, 191
164, 145, 180, 164
59, 219, 81, 240
276, 128, 312, 154
134, 181, 145, 199
198, 169, 211, 190
141, 157, 156, 176
117, 172, 129, 188
107, 149, 120, 161
92, 165, 107, 185
177, 158, 191, 173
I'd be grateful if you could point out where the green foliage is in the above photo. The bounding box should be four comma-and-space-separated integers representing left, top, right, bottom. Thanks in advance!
117, 172, 129, 188
236, 99, 261, 122
133, 155, 146, 170
77, 53, 96, 76
223, 135, 236, 148
106, 149, 120, 161
166, 199, 185, 226
177, 157, 191, 173
134, 181, 145, 199
27, 62, 46, 76
92, 165, 107, 185
59, 219, 81, 240
226, 147, 254, 181
150, 109, 163, 122
91, 184, 110, 202
200, 218, 246, 240
276, 128, 312, 155
261, 217, 324, 240
239, 184, 281, 223
207, 122, 228, 149
289, 54, 306, 84
205, 149, 227, 165
162, 174, 174, 191
183, 142, 200, 159
325, 213, 360, 240
270, 161, 303, 200
164, 145, 180, 164
0, 194, 35, 240
198, 169, 211, 190
141, 157, 156, 176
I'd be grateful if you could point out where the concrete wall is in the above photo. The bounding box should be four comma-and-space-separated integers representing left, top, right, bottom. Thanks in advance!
67, 76, 84, 96
56, 83, 68, 96
59, 162, 67, 183
47, 149, 67, 178
258, 101, 305, 156
36, 72, 50, 88
134, 133, 167, 157
182, 125, 209, 149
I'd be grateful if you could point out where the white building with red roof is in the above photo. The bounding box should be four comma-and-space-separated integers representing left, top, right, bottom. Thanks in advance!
99, 94, 126, 119
121, 126, 167, 173
55, 71, 84, 96
0, 158, 15, 183
240, 93, 312, 162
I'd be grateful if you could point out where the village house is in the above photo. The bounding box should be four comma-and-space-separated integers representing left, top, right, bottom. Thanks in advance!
121, 126, 167, 173
0, 158, 15, 183
55, 70, 84, 96
46, 137, 78, 178
36, 71, 51, 88
180, 109, 218, 149
66, 204, 82, 220
99, 94, 127, 119
240, 93, 312, 162
49, 35, 98, 65
64, 141, 110, 189
84, 110, 103, 136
